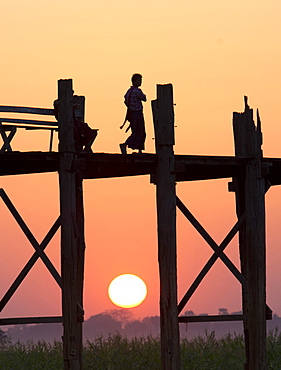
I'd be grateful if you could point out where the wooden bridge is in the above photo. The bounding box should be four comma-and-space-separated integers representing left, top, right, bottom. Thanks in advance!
0, 79, 279, 369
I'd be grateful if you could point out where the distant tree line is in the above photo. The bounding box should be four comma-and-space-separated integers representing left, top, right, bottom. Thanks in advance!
2, 309, 281, 343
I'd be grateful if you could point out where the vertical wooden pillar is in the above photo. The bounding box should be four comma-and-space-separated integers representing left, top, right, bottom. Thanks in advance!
73, 95, 86, 366
152, 84, 181, 370
233, 97, 267, 369
58, 79, 85, 370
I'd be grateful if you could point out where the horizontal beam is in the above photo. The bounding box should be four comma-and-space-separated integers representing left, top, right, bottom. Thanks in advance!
178, 314, 244, 323
0, 152, 59, 176
0, 106, 54, 116
0, 117, 58, 128
179, 308, 272, 323
0, 152, 281, 184
78, 153, 156, 179
0, 316, 62, 326
175, 156, 272, 181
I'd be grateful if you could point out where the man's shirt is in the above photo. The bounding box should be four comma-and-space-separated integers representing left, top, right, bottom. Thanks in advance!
124, 86, 146, 111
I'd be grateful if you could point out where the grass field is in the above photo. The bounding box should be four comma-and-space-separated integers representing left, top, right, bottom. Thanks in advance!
1, 330, 281, 369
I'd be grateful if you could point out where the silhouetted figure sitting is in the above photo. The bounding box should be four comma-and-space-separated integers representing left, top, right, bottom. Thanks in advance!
53, 98, 98, 153
72, 114, 98, 153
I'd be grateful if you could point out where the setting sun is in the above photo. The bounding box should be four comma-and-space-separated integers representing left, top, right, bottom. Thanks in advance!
108, 274, 147, 308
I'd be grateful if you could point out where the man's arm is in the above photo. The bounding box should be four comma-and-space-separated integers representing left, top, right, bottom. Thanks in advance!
137, 89, 146, 102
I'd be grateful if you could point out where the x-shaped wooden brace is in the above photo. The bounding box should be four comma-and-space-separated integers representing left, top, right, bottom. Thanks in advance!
0, 125, 17, 152
0, 188, 61, 312
176, 196, 246, 314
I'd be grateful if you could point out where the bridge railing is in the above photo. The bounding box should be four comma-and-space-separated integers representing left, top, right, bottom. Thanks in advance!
0, 106, 58, 152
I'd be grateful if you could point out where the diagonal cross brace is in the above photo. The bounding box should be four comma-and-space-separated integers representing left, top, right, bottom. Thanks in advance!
0, 125, 17, 152
0, 189, 62, 311
0, 216, 61, 312
176, 196, 246, 285
177, 212, 245, 314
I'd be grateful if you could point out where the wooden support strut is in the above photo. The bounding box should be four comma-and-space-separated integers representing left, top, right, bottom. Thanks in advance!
58, 79, 85, 370
152, 84, 181, 370
232, 97, 267, 370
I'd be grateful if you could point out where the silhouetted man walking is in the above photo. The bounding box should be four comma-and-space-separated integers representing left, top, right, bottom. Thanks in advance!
120, 73, 146, 154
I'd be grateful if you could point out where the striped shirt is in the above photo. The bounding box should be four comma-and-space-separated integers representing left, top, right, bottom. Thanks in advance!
124, 86, 146, 111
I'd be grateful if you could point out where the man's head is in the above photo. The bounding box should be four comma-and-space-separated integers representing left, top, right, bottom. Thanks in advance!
132, 73, 142, 87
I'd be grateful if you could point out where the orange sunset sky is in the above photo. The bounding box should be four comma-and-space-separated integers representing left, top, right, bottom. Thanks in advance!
1, 1, 281, 322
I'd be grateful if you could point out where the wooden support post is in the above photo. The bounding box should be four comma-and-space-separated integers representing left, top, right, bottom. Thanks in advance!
72, 96, 86, 349
152, 84, 181, 370
58, 79, 85, 370
232, 97, 267, 369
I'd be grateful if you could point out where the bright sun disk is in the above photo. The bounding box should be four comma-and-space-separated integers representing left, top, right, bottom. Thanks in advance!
108, 274, 147, 308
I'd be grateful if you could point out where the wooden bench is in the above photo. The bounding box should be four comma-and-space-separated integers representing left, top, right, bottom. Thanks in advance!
0, 106, 58, 152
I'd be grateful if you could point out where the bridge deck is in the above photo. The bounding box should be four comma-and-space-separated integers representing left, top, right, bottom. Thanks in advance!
0, 152, 281, 185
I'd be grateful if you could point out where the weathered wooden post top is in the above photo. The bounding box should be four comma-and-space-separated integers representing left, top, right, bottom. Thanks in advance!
232, 97, 267, 369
